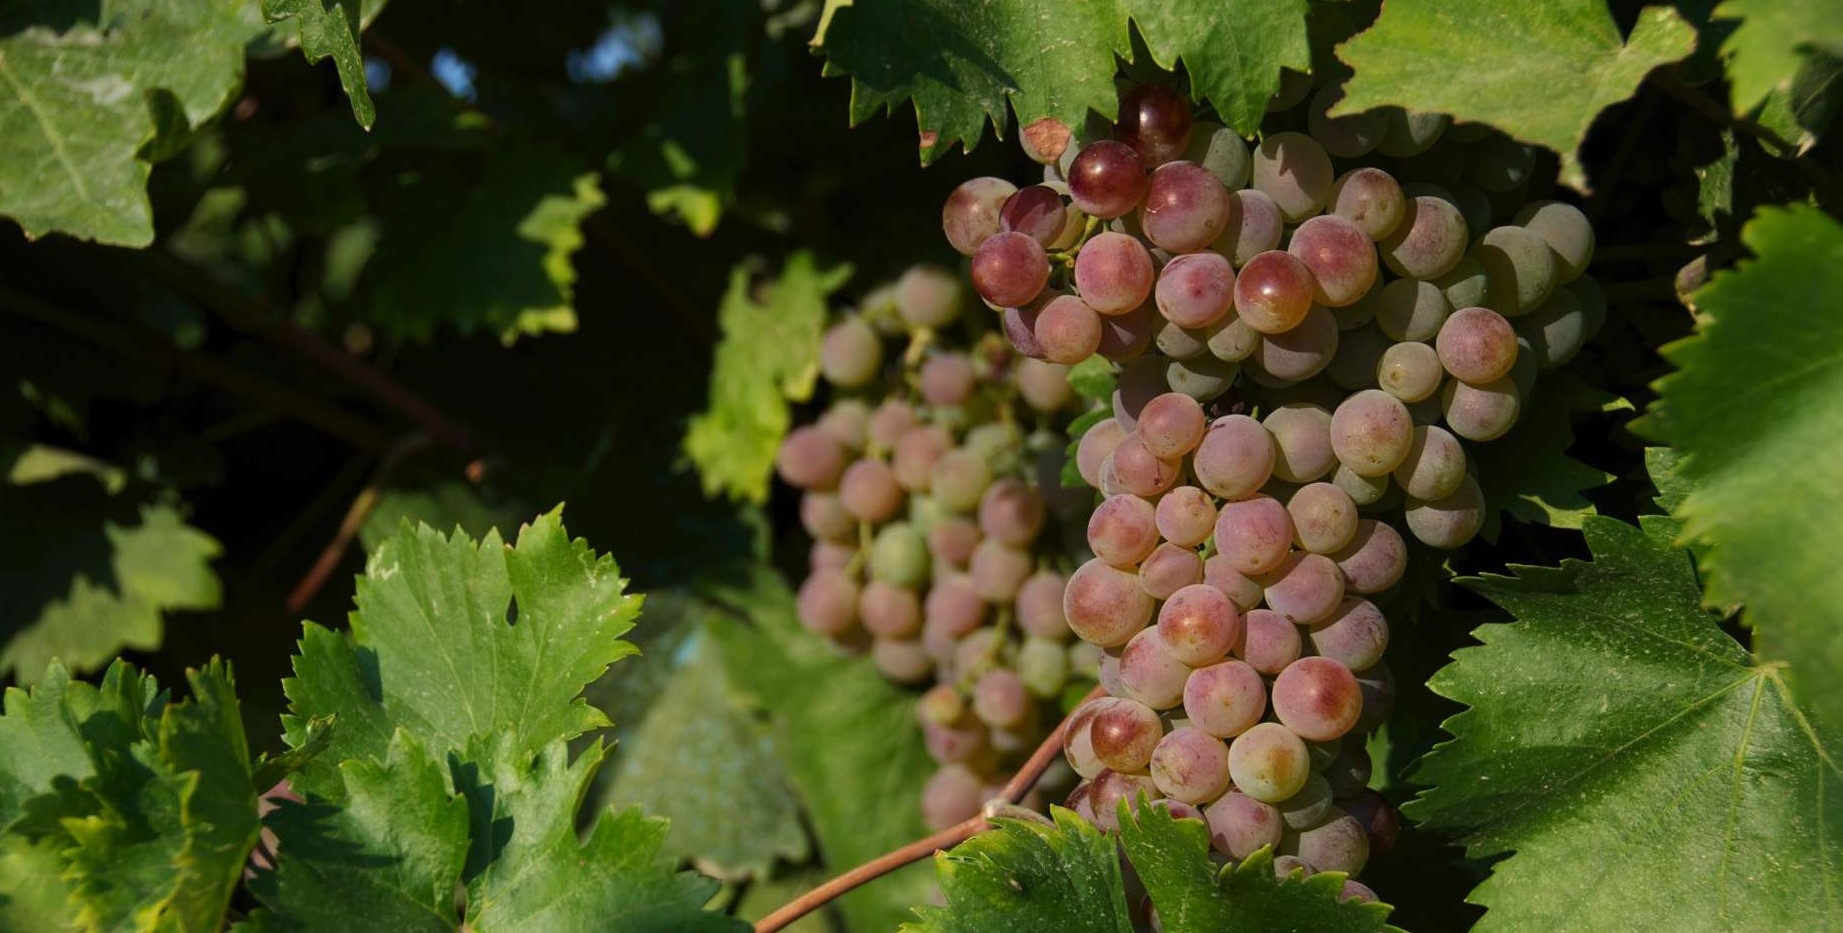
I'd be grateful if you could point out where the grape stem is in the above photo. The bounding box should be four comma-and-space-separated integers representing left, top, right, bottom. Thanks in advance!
286, 432, 433, 612
751, 684, 1106, 933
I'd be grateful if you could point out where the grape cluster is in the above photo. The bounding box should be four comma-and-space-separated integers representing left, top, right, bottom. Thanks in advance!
940, 74, 1605, 893
774, 265, 1090, 830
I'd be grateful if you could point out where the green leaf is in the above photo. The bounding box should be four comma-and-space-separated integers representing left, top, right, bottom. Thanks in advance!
0, 834, 79, 931
357, 482, 528, 554
1642, 204, 1843, 734
0, 477, 222, 684
683, 253, 851, 504
1714, 0, 1843, 114
904, 809, 1128, 933
365, 144, 606, 342
1645, 446, 1693, 513
282, 508, 642, 799
1335, 2, 1697, 189
456, 738, 746, 933
0, 0, 262, 245
0, 660, 162, 833
259, 0, 382, 129
1410, 515, 1843, 930
813, 1, 1311, 161
252, 732, 471, 933
595, 624, 809, 881
1752, 50, 1843, 153
1119, 805, 1400, 932
704, 566, 936, 933
1472, 372, 1615, 538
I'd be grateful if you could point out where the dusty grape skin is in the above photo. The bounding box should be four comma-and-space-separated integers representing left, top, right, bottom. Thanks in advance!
1324, 741, 1373, 798
1404, 473, 1485, 548
922, 764, 987, 830
978, 477, 1046, 547
973, 668, 1031, 728
1185, 122, 1253, 190
1141, 161, 1234, 252
1325, 322, 1390, 392
1139, 542, 1204, 601
1441, 376, 1520, 442
1064, 696, 1123, 778
1332, 520, 1407, 595
817, 400, 870, 452
1017, 570, 1070, 640
1149, 726, 1232, 804
890, 425, 951, 492
1253, 304, 1339, 383
1108, 434, 1182, 497
860, 580, 923, 638
1307, 86, 1386, 158
1183, 659, 1267, 737
1259, 552, 1346, 626
1277, 773, 1335, 831
1375, 278, 1453, 344
839, 458, 904, 523
797, 569, 861, 638
1157, 583, 1242, 665
1380, 195, 1468, 280
1227, 722, 1312, 803
1072, 232, 1156, 315
1213, 495, 1294, 576
1376, 340, 1444, 403
775, 425, 847, 490
919, 352, 977, 407
1329, 389, 1415, 477
1436, 306, 1519, 383
1472, 225, 1557, 316
970, 539, 1034, 602
1155, 485, 1218, 547
1263, 403, 1337, 484
1068, 140, 1150, 219
1329, 167, 1406, 240
1155, 251, 1236, 328
1252, 131, 1334, 223
1216, 189, 1285, 265
1163, 354, 1238, 401
894, 264, 964, 329
1514, 199, 1594, 283
1065, 558, 1156, 648
866, 399, 917, 451
873, 638, 934, 683
999, 185, 1068, 246
1116, 84, 1195, 165
1271, 656, 1364, 741
1332, 463, 1391, 507
1097, 300, 1159, 361
1286, 482, 1359, 554
1344, 788, 1402, 856
1203, 310, 1263, 362
1089, 769, 1161, 832
971, 231, 1050, 308
1137, 392, 1208, 458
1206, 790, 1285, 858
1204, 555, 1267, 611
1517, 287, 1588, 368
1076, 417, 1129, 488
1117, 626, 1192, 709
1003, 302, 1048, 359
1092, 697, 1165, 772
1233, 250, 1316, 334
1236, 608, 1303, 675
1149, 798, 1206, 824
1088, 493, 1160, 568
800, 491, 855, 543
1288, 215, 1379, 307
1015, 358, 1074, 413
1393, 425, 1468, 501
927, 515, 982, 569
1285, 810, 1370, 875
943, 176, 1019, 255
922, 575, 987, 659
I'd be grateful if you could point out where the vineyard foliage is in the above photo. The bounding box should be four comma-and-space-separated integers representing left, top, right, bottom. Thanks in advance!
0, 0, 1839, 931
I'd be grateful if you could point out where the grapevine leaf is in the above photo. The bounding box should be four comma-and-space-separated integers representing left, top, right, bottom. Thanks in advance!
0, 660, 161, 832
813, 0, 1311, 161
703, 565, 936, 933
1118, 805, 1401, 932
1409, 515, 1843, 930
683, 253, 852, 504
251, 732, 471, 932
1473, 372, 1615, 539
259, 0, 382, 129
0, 0, 262, 245
0, 834, 78, 931
596, 624, 810, 881
1713, 0, 1843, 114
357, 482, 528, 554
1645, 447, 1693, 513
364, 144, 606, 342
456, 736, 746, 933
0, 474, 222, 684
903, 809, 1130, 933
1642, 204, 1843, 734
1334, 2, 1697, 189
281, 508, 642, 800
1751, 51, 1843, 153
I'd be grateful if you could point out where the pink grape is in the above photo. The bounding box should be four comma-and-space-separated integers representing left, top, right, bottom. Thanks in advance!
1233, 250, 1315, 334
1404, 473, 1485, 548
1252, 132, 1334, 222
800, 491, 854, 542
1089, 493, 1160, 567
972, 231, 1050, 308
1034, 295, 1105, 365
1137, 392, 1208, 457
1217, 189, 1284, 265
1330, 167, 1406, 240
1108, 434, 1181, 497
839, 458, 903, 523
776, 426, 847, 489
1287, 215, 1379, 307
1150, 727, 1232, 804
1074, 232, 1156, 314
1020, 116, 1072, 165
1158, 584, 1242, 665
1328, 389, 1414, 476
927, 515, 982, 568
1285, 810, 1370, 875
930, 449, 992, 511
1206, 790, 1284, 858
1194, 414, 1276, 500
860, 580, 922, 638
1227, 722, 1311, 803
1271, 656, 1363, 741
922, 764, 986, 830
1117, 626, 1191, 709
1393, 425, 1468, 500
999, 185, 1068, 246
1377, 340, 1444, 402
970, 539, 1033, 602
943, 176, 1019, 255
797, 569, 859, 636
1513, 199, 1594, 283
1436, 306, 1519, 383
1017, 570, 1070, 640
867, 399, 917, 450
810, 540, 855, 573
1184, 659, 1266, 738
1076, 417, 1129, 487
1003, 302, 1048, 359
1092, 698, 1164, 772
891, 425, 952, 491
1260, 552, 1346, 626
1065, 558, 1156, 647
1308, 599, 1389, 670
1141, 161, 1234, 252
922, 575, 987, 658
873, 638, 933, 683
1068, 140, 1149, 219
1150, 798, 1206, 823
1155, 485, 1218, 547
1252, 304, 1338, 383
919, 352, 977, 407
1204, 556, 1266, 611
973, 669, 1031, 728
1441, 376, 1520, 441
1064, 696, 1123, 778
817, 400, 870, 452
1214, 495, 1293, 576
1015, 358, 1075, 412
1140, 542, 1204, 600
1236, 608, 1303, 675
1155, 251, 1235, 328
1287, 482, 1359, 553
1380, 195, 1467, 280
1263, 403, 1336, 484
895, 264, 965, 329
978, 478, 1045, 547
1117, 84, 1195, 165
1089, 769, 1160, 832
1332, 520, 1408, 594
1096, 300, 1158, 360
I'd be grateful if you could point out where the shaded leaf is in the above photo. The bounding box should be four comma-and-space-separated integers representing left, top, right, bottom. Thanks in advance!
1714, 0, 1843, 114
1473, 372, 1616, 539
259, 0, 382, 128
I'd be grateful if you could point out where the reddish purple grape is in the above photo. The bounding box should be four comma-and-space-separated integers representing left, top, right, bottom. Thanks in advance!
1092, 697, 1164, 772
1233, 250, 1315, 334
1287, 214, 1378, 308
1155, 251, 1235, 330
972, 231, 1050, 308
1017, 570, 1070, 640
891, 424, 951, 492
1000, 184, 1068, 246
859, 580, 922, 638
943, 176, 1018, 255
797, 569, 859, 636
919, 352, 977, 407
1380, 195, 1468, 280
1064, 696, 1121, 778
921, 764, 985, 830
1117, 84, 1195, 165
1002, 303, 1048, 359
1141, 161, 1233, 252
1184, 659, 1266, 738
866, 399, 916, 451
1343, 788, 1402, 857
1068, 140, 1149, 219
839, 458, 903, 523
